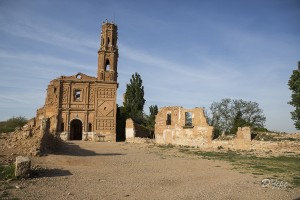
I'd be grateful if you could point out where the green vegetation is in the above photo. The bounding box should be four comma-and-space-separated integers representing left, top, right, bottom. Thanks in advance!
122, 73, 158, 138
169, 147, 300, 187
208, 98, 266, 137
288, 61, 300, 130
0, 116, 27, 133
157, 144, 176, 149
144, 105, 158, 138
123, 73, 146, 124
0, 164, 15, 181
253, 132, 300, 142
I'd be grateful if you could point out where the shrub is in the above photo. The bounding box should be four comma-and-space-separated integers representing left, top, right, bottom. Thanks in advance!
0, 116, 27, 133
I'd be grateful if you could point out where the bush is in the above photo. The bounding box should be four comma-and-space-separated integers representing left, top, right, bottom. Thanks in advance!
0, 116, 27, 133
0, 164, 15, 180
253, 127, 269, 132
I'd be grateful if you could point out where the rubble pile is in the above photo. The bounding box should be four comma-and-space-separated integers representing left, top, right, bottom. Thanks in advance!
3, 118, 62, 157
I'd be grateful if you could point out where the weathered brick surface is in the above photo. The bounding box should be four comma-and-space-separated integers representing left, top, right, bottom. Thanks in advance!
155, 106, 214, 147
33, 21, 119, 142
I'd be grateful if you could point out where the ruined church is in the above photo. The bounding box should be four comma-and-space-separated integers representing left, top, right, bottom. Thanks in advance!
35, 21, 119, 141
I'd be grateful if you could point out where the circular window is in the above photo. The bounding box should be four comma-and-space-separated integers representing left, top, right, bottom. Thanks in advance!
76, 74, 82, 79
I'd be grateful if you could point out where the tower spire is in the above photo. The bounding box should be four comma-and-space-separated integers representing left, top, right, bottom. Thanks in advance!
97, 21, 118, 82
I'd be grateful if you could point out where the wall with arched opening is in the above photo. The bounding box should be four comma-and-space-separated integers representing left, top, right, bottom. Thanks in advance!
70, 118, 83, 140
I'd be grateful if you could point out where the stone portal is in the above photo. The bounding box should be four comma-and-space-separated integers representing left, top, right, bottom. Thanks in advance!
70, 119, 83, 140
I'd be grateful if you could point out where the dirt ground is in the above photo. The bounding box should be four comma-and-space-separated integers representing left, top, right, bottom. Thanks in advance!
1, 141, 300, 200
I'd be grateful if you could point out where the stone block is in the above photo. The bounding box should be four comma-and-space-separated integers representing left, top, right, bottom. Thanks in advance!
15, 156, 31, 178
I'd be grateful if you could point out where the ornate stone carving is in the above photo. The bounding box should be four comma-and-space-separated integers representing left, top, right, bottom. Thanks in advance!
97, 88, 115, 98
62, 87, 68, 103
89, 88, 95, 104
96, 119, 114, 130
96, 100, 114, 117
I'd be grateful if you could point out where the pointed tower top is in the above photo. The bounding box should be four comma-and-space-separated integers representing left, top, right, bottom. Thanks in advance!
97, 21, 118, 82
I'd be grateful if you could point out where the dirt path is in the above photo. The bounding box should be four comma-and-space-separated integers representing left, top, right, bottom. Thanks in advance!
6, 141, 300, 199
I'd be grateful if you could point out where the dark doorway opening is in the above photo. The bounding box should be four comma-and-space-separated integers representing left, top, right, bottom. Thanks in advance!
70, 119, 82, 140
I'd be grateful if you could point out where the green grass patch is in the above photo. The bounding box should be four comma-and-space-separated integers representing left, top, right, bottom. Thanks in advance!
176, 149, 300, 187
0, 164, 15, 181
292, 177, 300, 186
157, 144, 176, 149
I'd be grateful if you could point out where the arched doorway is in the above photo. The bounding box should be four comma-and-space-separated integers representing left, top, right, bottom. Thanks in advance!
70, 119, 82, 140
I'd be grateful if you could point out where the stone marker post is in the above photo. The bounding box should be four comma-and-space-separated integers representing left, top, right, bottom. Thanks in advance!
15, 156, 31, 178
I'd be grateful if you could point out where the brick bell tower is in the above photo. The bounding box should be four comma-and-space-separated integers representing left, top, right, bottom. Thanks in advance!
97, 20, 118, 82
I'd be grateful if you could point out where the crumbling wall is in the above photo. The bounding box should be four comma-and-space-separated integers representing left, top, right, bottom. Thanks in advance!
236, 126, 251, 141
155, 106, 214, 147
4, 117, 61, 157
125, 119, 134, 139
125, 118, 150, 139
205, 126, 253, 150
39, 116, 61, 153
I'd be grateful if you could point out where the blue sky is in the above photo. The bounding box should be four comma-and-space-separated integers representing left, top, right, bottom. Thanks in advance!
0, 0, 299, 133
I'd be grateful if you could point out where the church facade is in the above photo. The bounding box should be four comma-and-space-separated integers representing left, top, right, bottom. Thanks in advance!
36, 21, 119, 141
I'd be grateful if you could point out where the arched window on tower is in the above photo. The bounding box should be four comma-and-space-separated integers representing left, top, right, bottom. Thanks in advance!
107, 37, 110, 46
105, 60, 110, 71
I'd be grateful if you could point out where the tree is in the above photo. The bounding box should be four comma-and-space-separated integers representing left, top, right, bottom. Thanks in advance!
0, 116, 28, 133
209, 98, 266, 135
229, 111, 249, 135
288, 61, 300, 130
145, 105, 158, 138
123, 73, 146, 123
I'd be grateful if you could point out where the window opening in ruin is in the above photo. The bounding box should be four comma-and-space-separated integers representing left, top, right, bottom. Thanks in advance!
88, 123, 92, 132
74, 90, 81, 101
105, 60, 110, 71
61, 122, 64, 131
166, 113, 171, 125
54, 87, 57, 93
185, 112, 193, 126
76, 74, 82, 79
108, 37, 110, 46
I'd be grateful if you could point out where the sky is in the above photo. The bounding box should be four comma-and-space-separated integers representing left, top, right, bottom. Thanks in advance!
0, 0, 299, 133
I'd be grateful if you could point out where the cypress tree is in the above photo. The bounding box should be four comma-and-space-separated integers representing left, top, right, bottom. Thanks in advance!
288, 61, 300, 130
123, 73, 146, 123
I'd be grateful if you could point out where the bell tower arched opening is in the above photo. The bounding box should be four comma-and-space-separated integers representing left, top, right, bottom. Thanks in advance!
105, 59, 110, 71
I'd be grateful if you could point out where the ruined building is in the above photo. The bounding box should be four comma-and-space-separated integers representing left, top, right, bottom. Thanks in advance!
36, 21, 119, 141
155, 107, 214, 146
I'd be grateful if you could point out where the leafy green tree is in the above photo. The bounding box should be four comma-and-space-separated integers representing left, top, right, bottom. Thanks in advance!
0, 116, 27, 133
145, 105, 158, 138
229, 111, 250, 134
209, 98, 266, 135
288, 61, 300, 130
123, 73, 146, 123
